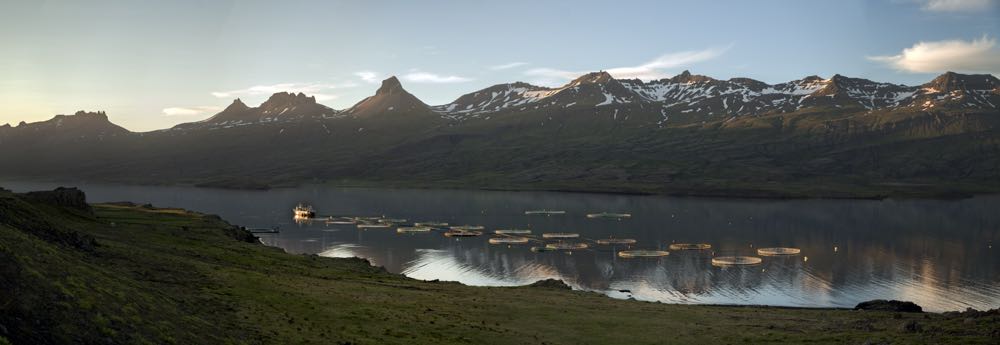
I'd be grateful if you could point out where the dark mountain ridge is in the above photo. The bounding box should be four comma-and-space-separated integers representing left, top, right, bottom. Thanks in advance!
1, 72, 998, 197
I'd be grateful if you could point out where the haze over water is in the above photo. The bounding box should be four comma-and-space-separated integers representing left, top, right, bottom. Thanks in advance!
5, 181, 998, 312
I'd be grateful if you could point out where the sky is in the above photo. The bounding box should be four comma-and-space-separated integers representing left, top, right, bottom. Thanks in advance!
1, 0, 998, 131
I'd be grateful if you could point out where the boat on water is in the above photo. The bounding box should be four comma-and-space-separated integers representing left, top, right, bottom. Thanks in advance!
293, 204, 316, 218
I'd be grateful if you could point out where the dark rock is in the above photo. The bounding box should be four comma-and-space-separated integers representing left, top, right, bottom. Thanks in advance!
22, 187, 91, 214
899, 320, 921, 333
854, 300, 923, 313
527, 279, 571, 290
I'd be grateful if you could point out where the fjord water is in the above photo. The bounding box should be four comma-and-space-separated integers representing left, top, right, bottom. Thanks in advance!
5, 181, 998, 312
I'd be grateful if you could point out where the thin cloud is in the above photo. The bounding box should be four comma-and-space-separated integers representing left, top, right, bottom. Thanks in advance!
523, 46, 730, 83
868, 36, 1000, 73
355, 71, 380, 84
490, 62, 529, 70
162, 106, 222, 116
921, 0, 994, 12
211, 82, 356, 99
402, 72, 472, 83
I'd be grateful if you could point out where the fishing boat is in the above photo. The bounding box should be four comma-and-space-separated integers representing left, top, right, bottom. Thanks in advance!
293, 204, 316, 218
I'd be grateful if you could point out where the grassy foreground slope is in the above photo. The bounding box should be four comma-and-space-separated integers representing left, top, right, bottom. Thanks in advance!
0, 188, 995, 344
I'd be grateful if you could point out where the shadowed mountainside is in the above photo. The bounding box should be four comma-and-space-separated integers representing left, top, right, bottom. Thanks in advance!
1, 71, 998, 197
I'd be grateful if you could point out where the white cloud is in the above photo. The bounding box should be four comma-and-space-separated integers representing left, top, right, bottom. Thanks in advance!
490, 62, 529, 70
402, 72, 472, 83
868, 36, 1000, 73
211, 82, 356, 99
523, 46, 730, 84
921, 0, 994, 12
162, 106, 222, 116
355, 71, 380, 83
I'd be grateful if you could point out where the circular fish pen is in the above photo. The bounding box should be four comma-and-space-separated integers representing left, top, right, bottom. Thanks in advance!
415, 222, 449, 227
757, 247, 801, 256
397, 227, 432, 233
545, 242, 589, 250
378, 218, 407, 224
668, 243, 712, 251
450, 225, 485, 231
586, 212, 632, 219
495, 229, 532, 235
489, 237, 530, 245
711, 256, 763, 267
444, 230, 482, 237
617, 250, 669, 258
596, 238, 637, 245
525, 210, 566, 215
325, 218, 356, 225
542, 232, 580, 239
357, 223, 391, 229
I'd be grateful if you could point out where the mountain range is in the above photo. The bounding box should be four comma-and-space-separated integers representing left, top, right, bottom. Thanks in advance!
2, 71, 998, 197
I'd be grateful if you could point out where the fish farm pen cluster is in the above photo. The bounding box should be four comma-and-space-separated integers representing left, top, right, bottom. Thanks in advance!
288, 206, 804, 267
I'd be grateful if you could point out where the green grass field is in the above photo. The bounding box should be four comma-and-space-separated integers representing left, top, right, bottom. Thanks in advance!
0, 189, 996, 344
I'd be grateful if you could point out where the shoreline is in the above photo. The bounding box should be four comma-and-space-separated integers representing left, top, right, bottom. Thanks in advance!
3, 175, 995, 200
2, 190, 996, 344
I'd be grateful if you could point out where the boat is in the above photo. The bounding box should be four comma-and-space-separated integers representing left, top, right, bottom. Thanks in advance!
293, 204, 316, 218
524, 210, 566, 215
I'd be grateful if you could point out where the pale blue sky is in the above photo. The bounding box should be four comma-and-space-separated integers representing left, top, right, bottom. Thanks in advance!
1, 0, 997, 131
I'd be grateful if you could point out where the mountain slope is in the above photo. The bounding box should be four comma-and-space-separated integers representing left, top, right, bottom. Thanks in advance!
1, 71, 998, 197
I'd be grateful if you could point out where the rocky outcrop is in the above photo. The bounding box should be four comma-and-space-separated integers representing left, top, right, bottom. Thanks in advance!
23, 187, 92, 214
527, 279, 572, 290
853, 300, 923, 313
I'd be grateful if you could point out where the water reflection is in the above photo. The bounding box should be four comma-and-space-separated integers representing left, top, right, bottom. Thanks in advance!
2, 180, 998, 312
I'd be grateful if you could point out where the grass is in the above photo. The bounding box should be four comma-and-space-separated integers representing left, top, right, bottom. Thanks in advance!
0, 189, 996, 344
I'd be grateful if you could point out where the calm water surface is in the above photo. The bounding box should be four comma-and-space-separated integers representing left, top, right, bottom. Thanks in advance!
5, 181, 999, 312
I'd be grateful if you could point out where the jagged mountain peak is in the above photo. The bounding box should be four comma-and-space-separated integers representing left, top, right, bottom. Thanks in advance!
376, 76, 405, 95
568, 71, 615, 86
668, 70, 715, 84
347, 76, 435, 118
924, 71, 1000, 93
260, 92, 317, 109
224, 98, 250, 112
